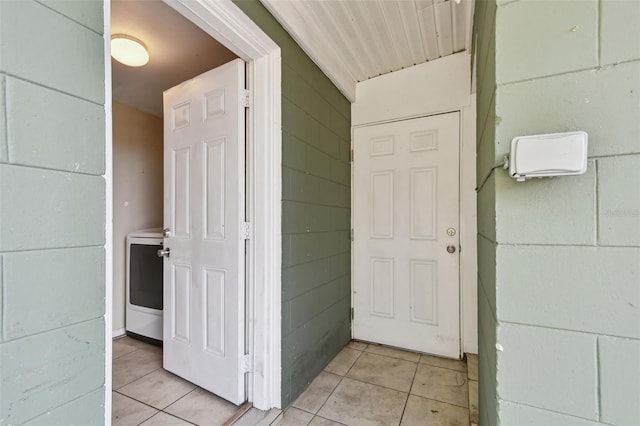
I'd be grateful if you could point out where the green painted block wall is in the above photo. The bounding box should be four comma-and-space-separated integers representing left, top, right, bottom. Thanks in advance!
474, 0, 640, 424
232, 0, 352, 407
473, 0, 499, 424
0, 0, 106, 424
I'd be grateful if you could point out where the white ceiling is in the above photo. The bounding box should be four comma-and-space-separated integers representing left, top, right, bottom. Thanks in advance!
261, 0, 475, 102
111, 0, 238, 117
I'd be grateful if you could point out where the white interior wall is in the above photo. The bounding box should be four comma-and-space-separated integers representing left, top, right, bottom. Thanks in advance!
112, 102, 164, 333
352, 52, 478, 354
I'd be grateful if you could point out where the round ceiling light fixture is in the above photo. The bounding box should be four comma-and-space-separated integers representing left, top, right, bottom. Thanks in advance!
111, 35, 149, 67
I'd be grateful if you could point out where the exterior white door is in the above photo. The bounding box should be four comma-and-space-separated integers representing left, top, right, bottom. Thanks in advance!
162, 59, 246, 404
353, 112, 461, 358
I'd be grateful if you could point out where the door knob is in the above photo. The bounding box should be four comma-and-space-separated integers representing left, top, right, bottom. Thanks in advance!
446, 245, 456, 254
157, 248, 171, 258
163, 228, 171, 238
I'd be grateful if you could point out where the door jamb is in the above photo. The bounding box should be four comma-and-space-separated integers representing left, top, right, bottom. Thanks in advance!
104, 1, 282, 421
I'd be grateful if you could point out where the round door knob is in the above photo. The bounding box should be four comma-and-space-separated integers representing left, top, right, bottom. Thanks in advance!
446, 245, 456, 254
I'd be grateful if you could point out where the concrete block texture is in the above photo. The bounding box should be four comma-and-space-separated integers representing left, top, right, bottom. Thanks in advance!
2, 247, 105, 341
476, 96, 497, 188
497, 245, 640, 339
495, 0, 598, 84
495, 62, 640, 159
4, 76, 105, 175
598, 155, 640, 246
282, 252, 349, 303
598, 336, 640, 425
495, 163, 596, 245
0, 76, 7, 163
477, 173, 496, 241
0, 318, 105, 425
477, 235, 497, 314
0, 164, 105, 251
0, 0, 104, 104
23, 387, 104, 426
499, 400, 602, 426
283, 231, 349, 267
497, 323, 598, 420
601, 0, 640, 65
38, 0, 104, 34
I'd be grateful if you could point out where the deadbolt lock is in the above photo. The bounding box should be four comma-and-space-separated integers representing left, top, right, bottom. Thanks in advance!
447, 228, 456, 237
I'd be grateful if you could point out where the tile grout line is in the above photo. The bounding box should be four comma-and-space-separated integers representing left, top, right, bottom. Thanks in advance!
398, 354, 420, 424
338, 347, 473, 410
113, 370, 199, 425
111, 344, 141, 360
115, 341, 244, 426
113, 359, 163, 391
159, 387, 202, 424
312, 346, 361, 422
140, 411, 198, 426
113, 389, 161, 420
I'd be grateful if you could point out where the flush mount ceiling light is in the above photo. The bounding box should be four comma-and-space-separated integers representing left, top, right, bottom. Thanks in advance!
111, 35, 149, 67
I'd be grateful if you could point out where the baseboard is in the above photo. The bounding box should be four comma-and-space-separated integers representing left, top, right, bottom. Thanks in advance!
112, 328, 126, 339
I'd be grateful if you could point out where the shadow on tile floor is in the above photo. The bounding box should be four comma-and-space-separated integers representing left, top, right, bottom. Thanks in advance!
111, 336, 245, 426
112, 337, 479, 426
271, 341, 479, 426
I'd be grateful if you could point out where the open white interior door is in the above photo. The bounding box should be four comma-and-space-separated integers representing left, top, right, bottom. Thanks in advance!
353, 112, 461, 358
162, 59, 246, 405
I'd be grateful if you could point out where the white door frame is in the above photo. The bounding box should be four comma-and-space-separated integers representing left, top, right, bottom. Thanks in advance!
103, 0, 282, 421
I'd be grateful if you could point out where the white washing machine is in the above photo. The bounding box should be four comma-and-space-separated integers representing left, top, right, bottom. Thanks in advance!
126, 228, 164, 341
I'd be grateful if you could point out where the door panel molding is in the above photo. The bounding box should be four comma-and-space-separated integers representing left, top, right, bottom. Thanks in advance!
352, 112, 461, 358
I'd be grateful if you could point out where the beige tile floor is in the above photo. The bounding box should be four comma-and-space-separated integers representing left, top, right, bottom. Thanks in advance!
112, 336, 242, 426
272, 341, 479, 426
113, 336, 479, 426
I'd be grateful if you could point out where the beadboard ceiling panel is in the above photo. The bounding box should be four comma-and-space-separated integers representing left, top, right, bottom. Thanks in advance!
261, 0, 474, 102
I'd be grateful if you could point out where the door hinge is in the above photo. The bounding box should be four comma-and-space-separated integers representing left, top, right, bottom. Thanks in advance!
350, 228, 354, 242
240, 354, 253, 373
351, 307, 354, 320
240, 221, 252, 240
349, 148, 354, 163
241, 89, 251, 108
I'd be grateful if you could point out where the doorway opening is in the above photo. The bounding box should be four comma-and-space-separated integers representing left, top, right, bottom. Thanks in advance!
104, 0, 282, 422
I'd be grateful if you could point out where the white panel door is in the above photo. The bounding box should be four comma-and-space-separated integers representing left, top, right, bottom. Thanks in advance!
353, 112, 461, 358
162, 59, 246, 404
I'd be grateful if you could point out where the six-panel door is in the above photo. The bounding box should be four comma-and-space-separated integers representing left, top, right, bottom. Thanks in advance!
162, 58, 246, 404
353, 112, 461, 358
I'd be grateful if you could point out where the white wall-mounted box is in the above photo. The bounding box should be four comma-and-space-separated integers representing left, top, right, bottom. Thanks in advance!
508, 131, 588, 182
